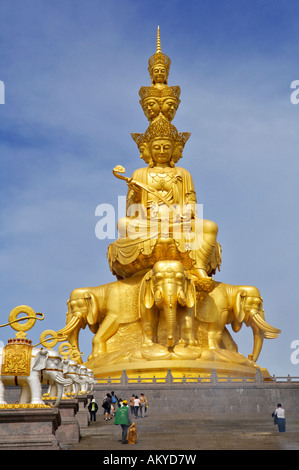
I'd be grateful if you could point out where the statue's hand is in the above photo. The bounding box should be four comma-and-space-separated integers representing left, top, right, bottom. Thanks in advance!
128, 181, 142, 195
113, 165, 126, 174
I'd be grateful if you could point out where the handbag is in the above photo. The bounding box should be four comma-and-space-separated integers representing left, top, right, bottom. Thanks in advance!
272, 412, 278, 425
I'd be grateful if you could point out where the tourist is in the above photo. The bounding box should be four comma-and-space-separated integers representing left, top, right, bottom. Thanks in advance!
88, 398, 98, 422
134, 395, 140, 418
272, 404, 286, 432
129, 394, 135, 415
102, 393, 112, 421
114, 399, 132, 444
111, 391, 119, 416
139, 393, 148, 418
118, 398, 123, 407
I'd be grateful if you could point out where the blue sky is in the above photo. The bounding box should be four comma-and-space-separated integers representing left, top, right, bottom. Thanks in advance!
0, 0, 299, 377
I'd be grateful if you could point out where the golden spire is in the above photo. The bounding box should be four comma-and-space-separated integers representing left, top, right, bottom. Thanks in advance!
148, 26, 171, 85
156, 26, 161, 53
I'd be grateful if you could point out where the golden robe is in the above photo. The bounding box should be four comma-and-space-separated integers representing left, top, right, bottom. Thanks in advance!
107, 166, 221, 279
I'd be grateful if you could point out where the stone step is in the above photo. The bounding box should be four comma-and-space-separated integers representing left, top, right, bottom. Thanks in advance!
66, 412, 299, 451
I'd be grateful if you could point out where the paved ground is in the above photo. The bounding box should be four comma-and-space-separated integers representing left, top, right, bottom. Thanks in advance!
65, 411, 299, 451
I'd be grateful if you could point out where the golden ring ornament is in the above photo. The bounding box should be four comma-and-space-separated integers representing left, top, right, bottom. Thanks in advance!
0, 306, 45, 377
39, 316, 81, 349
0, 305, 44, 333
58, 341, 84, 360
39, 330, 67, 348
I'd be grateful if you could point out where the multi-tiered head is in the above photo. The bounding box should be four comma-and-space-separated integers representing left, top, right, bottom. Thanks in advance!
138, 27, 181, 123
133, 27, 190, 165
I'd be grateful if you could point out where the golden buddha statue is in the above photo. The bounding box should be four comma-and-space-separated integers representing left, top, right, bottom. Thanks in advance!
108, 27, 221, 284
108, 113, 221, 284
41, 27, 280, 380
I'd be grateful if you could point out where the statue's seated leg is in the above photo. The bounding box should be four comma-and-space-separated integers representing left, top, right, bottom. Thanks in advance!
187, 219, 219, 285
89, 313, 119, 359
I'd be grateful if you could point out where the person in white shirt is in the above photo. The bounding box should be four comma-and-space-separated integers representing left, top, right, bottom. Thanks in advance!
139, 393, 148, 418
134, 395, 140, 419
273, 404, 286, 432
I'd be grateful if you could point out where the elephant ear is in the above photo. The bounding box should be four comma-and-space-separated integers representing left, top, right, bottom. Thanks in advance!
85, 292, 99, 325
233, 291, 246, 323
185, 274, 196, 309
32, 349, 49, 371
143, 271, 155, 309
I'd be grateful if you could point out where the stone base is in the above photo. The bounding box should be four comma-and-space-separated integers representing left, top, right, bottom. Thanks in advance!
75, 395, 90, 429
0, 406, 61, 450
44, 398, 80, 448
86, 348, 272, 381
93, 379, 299, 416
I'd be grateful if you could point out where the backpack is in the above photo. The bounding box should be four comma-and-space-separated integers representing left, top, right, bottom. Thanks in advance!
102, 397, 110, 409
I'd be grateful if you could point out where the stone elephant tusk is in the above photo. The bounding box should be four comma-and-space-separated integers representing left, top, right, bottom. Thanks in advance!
251, 313, 281, 336
53, 373, 73, 387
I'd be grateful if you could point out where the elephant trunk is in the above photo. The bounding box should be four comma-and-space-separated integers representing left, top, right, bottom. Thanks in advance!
48, 373, 73, 408
250, 324, 264, 363
166, 307, 176, 348
161, 284, 179, 349
71, 375, 86, 397
49, 383, 64, 408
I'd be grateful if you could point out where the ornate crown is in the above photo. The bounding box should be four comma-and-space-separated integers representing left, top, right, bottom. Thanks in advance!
131, 114, 177, 153
131, 114, 191, 164
144, 113, 178, 142
139, 85, 181, 102
148, 26, 171, 82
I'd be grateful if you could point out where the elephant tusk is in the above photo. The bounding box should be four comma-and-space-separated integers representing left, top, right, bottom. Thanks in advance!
264, 332, 280, 339
37, 316, 82, 348
54, 373, 73, 387
56, 316, 81, 336
251, 313, 281, 335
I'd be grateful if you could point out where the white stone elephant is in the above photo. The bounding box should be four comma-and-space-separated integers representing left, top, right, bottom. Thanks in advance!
196, 282, 281, 362
77, 366, 96, 394
0, 347, 73, 407
61, 358, 86, 397
85, 368, 97, 393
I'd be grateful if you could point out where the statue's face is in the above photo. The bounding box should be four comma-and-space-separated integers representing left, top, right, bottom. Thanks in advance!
143, 98, 160, 120
151, 139, 173, 165
173, 143, 183, 162
139, 143, 151, 162
152, 64, 167, 84
161, 98, 178, 120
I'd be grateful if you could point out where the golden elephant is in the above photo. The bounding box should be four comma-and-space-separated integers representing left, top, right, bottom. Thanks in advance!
65, 272, 144, 362
196, 282, 281, 362
139, 260, 200, 359
64, 259, 200, 362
